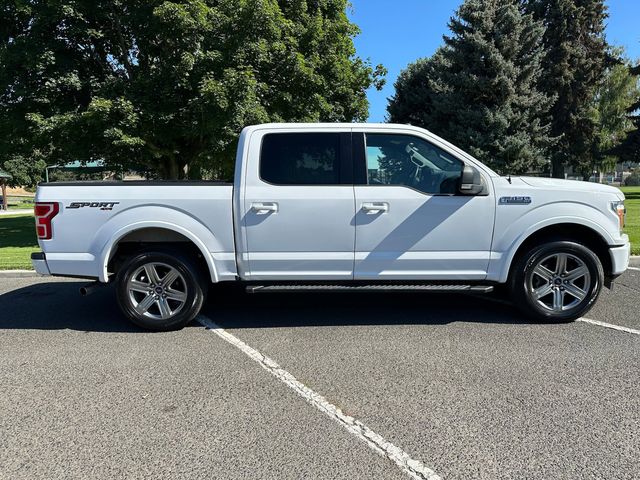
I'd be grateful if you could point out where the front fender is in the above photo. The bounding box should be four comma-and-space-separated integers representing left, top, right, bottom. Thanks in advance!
92, 205, 223, 283
491, 201, 618, 283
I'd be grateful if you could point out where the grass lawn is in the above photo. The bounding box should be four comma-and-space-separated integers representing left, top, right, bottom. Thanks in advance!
621, 186, 640, 255
2, 195, 35, 210
0, 188, 638, 270
0, 214, 38, 270
8, 201, 35, 210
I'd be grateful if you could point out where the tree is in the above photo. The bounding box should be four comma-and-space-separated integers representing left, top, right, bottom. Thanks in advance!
0, 0, 385, 184
589, 51, 640, 175
525, 0, 609, 178
388, 0, 555, 175
610, 61, 640, 164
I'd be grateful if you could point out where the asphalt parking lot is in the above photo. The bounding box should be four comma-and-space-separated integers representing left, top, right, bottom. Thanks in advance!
1, 271, 638, 480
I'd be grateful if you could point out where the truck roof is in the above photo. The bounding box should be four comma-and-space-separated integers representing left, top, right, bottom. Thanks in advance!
243, 122, 431, 132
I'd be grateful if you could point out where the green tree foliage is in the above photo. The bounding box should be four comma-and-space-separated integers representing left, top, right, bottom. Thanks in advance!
0, 0, 385, 184
611, 62, 640, 164
590, 51, 640, 173
388, 0, 555, 175
525, 0, 609, 178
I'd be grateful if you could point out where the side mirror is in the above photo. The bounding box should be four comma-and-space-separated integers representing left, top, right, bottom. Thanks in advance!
459, 165, 484, 195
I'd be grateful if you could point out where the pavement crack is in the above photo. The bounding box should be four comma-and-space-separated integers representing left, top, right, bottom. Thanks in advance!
615, 282, 640, 293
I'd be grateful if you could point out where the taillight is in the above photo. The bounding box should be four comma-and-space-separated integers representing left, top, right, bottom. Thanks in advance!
34, 202, 60, 240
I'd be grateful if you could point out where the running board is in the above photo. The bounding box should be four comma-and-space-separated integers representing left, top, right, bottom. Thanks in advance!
246, 284, 494, 294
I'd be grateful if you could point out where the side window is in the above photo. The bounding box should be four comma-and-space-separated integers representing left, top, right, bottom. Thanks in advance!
365, 134, 464, 194
260, 133, 342, 185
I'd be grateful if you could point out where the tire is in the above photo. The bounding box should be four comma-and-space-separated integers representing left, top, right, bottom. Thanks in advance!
116, 250, 206, 331
510, 240, 604, 323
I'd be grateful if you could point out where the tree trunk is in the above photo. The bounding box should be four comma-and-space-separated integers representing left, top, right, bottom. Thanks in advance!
162, 156, 182, 180
1, 182, 7, 211
551, 157, 565, 179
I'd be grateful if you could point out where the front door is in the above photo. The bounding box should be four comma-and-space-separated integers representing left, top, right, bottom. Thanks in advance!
354, 131, 495, 280
242, 131, 356, 280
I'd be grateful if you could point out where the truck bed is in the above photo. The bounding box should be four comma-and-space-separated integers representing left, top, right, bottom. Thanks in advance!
35, 182, 236, 281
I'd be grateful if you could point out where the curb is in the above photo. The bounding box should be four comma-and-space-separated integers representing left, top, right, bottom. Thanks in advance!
630, 256, 640, 267
0, 270, 39, 278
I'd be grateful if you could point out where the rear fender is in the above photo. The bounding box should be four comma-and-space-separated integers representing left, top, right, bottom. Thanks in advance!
92, 205, 223, 283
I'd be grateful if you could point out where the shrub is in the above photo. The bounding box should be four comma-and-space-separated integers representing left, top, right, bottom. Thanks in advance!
624, 169, 640, 186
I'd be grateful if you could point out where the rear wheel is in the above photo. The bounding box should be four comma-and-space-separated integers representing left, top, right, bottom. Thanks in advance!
510, 241, 603, 322
116, 251, 206, 331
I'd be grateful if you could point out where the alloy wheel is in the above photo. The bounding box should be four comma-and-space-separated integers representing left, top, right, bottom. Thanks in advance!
126, 262, 188, 320
527, 252, 592, 313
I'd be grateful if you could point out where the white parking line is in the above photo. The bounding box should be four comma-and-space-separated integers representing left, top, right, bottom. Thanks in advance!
627, 266, 640, 271
578, 317, 640, 335
197, 315, 441, 480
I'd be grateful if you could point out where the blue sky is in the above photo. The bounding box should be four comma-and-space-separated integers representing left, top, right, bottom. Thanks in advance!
348, 0, 640, 122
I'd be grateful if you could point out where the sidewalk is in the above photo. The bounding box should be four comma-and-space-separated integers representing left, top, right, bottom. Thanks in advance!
0, 209, 33, 216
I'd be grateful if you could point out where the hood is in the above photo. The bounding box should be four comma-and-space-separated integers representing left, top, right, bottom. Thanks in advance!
518, 177, 623, 198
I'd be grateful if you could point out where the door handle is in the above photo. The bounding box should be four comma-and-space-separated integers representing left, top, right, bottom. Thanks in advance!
361, 202, 389, 214
251, 202, 279, 214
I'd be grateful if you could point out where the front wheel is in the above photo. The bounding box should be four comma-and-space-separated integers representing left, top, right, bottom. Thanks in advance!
510, 241, 604, 322
116, 251, 206, 331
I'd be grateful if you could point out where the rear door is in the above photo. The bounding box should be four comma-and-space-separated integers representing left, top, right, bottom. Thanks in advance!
241, 130, 356, 280
353, 130, 495, 280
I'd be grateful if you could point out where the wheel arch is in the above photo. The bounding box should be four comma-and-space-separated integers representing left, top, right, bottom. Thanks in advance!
96, 219, 221, 283
501, 222, 613, 283
106, 226, 215, 283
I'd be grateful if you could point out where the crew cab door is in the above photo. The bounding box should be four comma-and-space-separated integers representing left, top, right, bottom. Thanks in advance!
239, 129, 356, 280
353, 130, 495, 280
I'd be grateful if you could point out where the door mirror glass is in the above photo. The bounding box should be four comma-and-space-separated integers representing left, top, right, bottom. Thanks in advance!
459, 165, 484, 195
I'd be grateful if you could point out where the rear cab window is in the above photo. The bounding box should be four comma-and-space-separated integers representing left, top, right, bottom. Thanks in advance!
260, 132, 350, 185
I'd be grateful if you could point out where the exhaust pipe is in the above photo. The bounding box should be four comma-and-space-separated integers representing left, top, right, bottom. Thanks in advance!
79, 281, 104, 296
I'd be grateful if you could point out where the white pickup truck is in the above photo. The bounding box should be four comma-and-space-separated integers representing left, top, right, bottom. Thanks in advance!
31, 123, 629, 330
